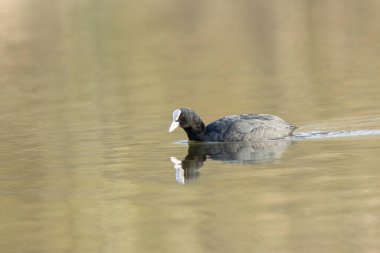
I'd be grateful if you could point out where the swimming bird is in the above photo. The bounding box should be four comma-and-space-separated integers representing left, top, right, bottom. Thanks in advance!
169, 108, 297, 142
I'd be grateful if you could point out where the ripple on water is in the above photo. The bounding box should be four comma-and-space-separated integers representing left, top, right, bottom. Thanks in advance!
293, 130, 380, 140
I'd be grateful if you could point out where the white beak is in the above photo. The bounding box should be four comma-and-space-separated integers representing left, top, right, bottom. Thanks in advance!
169, 121, 179, 132
168, 109, 182, 133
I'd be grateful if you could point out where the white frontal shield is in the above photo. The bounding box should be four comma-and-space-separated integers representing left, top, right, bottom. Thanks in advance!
168, 109, 181, 132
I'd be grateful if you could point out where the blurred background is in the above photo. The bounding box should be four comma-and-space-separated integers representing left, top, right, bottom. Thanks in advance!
1, 1, 380, 253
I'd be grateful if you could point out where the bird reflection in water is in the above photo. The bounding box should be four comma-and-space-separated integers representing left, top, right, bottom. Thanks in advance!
170, 140, 294, 184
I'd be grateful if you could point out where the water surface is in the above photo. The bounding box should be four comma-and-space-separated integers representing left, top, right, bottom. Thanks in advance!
1, 1, 380, 252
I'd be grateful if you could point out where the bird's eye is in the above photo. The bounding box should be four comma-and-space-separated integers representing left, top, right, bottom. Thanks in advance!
179, 114, 186, 123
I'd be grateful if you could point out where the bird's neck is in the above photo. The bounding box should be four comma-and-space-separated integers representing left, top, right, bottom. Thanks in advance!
184, 121, 206, 141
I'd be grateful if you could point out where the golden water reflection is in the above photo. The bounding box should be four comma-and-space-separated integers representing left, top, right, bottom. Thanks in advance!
1, 0, 380, 252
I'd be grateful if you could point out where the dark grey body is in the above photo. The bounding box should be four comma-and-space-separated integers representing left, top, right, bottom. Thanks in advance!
170, 108, 297, 142
204, 114, 297, 142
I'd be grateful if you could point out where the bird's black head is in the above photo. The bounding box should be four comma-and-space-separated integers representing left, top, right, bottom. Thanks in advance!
169, 108, 206, 141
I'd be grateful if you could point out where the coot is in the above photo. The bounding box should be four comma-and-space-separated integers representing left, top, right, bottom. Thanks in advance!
169, 108, 297, 142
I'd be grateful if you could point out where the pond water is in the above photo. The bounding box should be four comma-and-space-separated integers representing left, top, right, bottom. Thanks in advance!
1, 1, 380, 252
